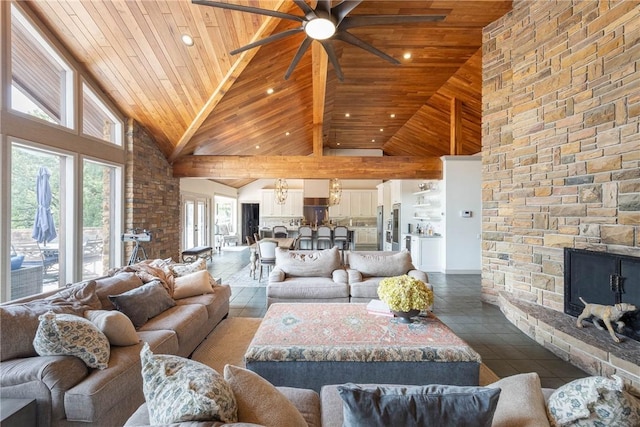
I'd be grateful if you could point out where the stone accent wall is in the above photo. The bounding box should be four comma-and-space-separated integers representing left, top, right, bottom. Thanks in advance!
482, 0, 640, 310
125, 119, 180, 262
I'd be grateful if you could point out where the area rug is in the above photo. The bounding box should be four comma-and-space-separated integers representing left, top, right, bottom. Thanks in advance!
191, 317, 499, 386
221, 245, 249, 253
225, 263, 267, 287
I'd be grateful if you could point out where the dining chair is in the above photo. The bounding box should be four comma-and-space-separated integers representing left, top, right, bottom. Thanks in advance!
273, 225, 288, 238
257, 240, 277, 281
297, 225, 313, 250
316, 225, 332, 250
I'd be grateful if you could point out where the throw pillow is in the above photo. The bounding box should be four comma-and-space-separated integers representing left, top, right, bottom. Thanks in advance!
348, 251, 414, 277
173, 270, 214, 299
1, 280, 102, 361
140, 343, 237, 424
547, 375, 640, 427
108, 280, 176, 328
94, 272, 144, 310
223, 365, 307, 427
33, 311, 110, 369
84, 310, 139, 346
171, 258, 207, 277
338, 383, 501, 427
486, 372, 550, 427
274, 246, 341, 278
10, 254, 25, 270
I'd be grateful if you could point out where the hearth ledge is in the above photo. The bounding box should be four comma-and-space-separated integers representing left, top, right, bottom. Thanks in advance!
498, 291, 640, 395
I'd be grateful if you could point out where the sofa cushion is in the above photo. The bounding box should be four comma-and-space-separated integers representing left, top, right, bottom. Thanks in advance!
1, 281, 102, 361
547, 375, 640, 427
337, 383, 501, 427
348, 251, 414, 277
173, 270, 214, 299
95, 273, 143, 310
267, 277, 350, 300
33, 312, 110, 369
486, 372, 550, 427
275, 247, 341, 278
109, 280, 176, 328
223, 365, 308, 427
140, 343, 237, 425
84, 309, 139, 346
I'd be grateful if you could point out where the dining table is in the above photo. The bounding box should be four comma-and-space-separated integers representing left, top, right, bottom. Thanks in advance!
249, 238, 296, 279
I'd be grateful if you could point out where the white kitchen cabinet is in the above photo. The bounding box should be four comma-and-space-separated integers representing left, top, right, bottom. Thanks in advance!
261, 190, 302, 217
329, 191, 350, 218
349, 190, 375, 217
420, 238, 442, 272
353, 227, 377, 245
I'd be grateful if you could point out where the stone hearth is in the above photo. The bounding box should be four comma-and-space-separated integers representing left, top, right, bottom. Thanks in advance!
499, 292, 640, 395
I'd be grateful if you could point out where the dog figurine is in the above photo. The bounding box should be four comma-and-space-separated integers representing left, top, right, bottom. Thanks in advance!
576, 297, 637, 343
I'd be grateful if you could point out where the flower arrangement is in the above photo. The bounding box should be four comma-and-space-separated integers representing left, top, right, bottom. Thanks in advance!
377, 275, 433, 313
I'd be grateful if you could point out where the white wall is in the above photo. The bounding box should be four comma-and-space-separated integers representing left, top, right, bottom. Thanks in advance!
441, 156, 482, 274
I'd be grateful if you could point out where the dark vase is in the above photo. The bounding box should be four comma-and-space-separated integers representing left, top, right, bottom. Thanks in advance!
392, 309, 421, 323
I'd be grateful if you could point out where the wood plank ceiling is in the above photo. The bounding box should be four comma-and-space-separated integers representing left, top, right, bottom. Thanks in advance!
23, 0, 513, 186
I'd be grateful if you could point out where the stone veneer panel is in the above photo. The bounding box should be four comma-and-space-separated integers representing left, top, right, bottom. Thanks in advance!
482, 0, 639, 385
125, 119, 180, 262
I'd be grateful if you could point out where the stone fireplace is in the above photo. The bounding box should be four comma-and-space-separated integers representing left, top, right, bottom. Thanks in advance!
481, 0, 640, 393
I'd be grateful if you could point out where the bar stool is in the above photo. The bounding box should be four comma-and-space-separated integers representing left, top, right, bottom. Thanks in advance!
273, 226, 288, 238
316, 226, 332, 250
297, 225, 313, 249
333, 226, 349, 264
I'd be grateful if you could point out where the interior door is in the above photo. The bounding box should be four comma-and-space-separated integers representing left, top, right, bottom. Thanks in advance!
183, 196, 208, 249
242, 203, 260, 244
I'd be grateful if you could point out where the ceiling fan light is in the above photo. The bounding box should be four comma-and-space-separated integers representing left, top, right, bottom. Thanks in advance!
304, 18, 336, 40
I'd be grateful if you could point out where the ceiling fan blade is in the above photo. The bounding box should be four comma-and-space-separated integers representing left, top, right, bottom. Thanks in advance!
293, 0, 316, 17
192, 0, 304, 22
334, 31, 400, 65
229, 28, 304, 55
331, 1, 362, 25
341, 14, 446, 30
315, 0, 332, 17
320, 41, 344, 82
284, 37, 313, 80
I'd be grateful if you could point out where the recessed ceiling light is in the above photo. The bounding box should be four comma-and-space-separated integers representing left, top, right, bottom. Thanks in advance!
181, 34, 194, 46
371, 139, 375, 143
403, 52, 411, 59
337, 142, 341, 146
345, 113, 350, 118
255, 145, 260, 149
390, 113, 396, 118
266, 88, 274, 95
285, 131, 290, 136
380, 128, 384, 132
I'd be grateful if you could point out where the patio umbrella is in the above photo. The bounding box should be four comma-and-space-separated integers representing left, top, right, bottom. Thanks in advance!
31, 166, 57, 244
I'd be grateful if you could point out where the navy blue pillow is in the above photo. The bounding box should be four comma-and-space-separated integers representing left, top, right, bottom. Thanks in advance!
338, 383, 501, 427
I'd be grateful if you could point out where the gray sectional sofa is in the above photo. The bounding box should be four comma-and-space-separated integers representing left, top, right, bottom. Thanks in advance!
0, 264, 231, 427
267, 248, 430, 307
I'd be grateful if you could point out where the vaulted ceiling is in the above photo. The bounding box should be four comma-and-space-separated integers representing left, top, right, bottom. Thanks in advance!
23, 0, 512, 186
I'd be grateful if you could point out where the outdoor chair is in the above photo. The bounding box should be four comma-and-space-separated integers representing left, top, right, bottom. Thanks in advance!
218, 224, 239, 246
11, 241, 59, 277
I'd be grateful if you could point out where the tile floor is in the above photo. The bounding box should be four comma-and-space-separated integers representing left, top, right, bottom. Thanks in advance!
208, 248, 589, 389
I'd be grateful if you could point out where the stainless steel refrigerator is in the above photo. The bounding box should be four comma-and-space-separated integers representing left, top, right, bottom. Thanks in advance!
391, 203, 400, 250
377, 206, 384, 250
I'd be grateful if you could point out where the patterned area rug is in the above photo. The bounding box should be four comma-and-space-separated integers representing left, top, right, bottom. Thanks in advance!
225, 263, 267, 287
192, 317, 499, 385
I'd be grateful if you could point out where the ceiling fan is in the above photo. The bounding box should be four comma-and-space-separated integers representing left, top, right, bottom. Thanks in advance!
192, 0, 447, 81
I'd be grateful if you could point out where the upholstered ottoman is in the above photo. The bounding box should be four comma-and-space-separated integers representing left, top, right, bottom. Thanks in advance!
245, 303, 481, 392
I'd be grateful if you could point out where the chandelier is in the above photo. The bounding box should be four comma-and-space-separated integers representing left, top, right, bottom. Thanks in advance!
274, 178, 288, 205
328, 178, 342, 206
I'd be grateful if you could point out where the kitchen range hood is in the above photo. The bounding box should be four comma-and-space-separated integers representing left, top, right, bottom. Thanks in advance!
304, 197, 329, 207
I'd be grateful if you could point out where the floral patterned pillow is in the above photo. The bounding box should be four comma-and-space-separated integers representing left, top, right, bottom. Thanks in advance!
33, 311, 110, 369
140, 343, 237, 424
171, 258, 207, 277
547, 375, 640, 426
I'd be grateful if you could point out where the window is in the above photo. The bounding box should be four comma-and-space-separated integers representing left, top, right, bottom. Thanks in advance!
215, 196, 236, 235
183, 196, 208, 249
82, 83, 123, 145
10, 143, 67, 295
82, 159, 121, 280
10, 4, 74, 128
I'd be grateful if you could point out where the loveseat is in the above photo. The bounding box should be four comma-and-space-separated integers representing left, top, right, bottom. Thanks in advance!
0, 259, 231, 427
125, 370, 640, 427
266, 248, 430, 306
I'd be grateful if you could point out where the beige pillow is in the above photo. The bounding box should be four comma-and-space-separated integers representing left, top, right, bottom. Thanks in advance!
486, 372, 550, 427
84, 309, 139, 346
223, 365, 307, 427
349, 251, 414, 277
173, 270, 214, 299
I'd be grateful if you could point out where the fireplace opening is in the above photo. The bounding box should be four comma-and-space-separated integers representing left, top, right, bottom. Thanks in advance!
564, 248, 640, 342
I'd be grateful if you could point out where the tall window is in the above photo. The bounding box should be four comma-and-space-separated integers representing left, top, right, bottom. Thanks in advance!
10, 3, 74, 128
215, 196, 236, 234
182, 196, 208, 250
82, 160, 121, 280
10, 143, 68, 296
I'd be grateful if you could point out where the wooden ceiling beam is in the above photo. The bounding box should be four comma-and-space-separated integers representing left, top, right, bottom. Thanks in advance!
312, 42, 327, 156
172, 155, 442, 180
